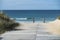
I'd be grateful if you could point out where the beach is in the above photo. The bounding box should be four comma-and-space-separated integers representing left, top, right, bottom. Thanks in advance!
1, 19, 60, 40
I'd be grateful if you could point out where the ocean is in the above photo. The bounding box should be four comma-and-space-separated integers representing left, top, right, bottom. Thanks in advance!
3, 10, 60, 22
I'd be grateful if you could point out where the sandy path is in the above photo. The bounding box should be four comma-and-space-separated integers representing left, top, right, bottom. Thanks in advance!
1, 19, 60, 40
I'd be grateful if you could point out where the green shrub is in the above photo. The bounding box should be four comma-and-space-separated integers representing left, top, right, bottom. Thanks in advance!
0, 13, 19, 34
57, 16, 60, 20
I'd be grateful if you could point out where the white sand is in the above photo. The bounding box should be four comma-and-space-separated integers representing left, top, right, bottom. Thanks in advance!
1, 19, 60, 40
16, 22, 38, 30
45, 19, 60, 35
16, 19, 60, 35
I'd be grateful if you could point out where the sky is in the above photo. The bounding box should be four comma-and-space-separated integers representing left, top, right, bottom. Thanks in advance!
0, 0, 60, 10
0, 0, 1, 8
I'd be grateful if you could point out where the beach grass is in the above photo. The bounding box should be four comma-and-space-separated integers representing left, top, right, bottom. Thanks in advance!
0, 13, 19, 34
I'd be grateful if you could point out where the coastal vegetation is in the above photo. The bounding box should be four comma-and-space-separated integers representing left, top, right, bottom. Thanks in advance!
0, 13, 19, 34
57, 16, 60, 20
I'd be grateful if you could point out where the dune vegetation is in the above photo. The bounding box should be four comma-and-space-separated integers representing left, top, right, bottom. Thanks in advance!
0, 13, 19, 34
57, 16, 60, 20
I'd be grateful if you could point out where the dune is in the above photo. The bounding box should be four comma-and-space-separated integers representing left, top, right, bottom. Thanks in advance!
45, 19, 60, 35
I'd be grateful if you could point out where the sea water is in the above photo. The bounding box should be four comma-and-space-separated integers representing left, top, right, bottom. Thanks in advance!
3, 10, 60, 22
3, 10, 60, 19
